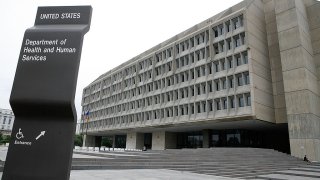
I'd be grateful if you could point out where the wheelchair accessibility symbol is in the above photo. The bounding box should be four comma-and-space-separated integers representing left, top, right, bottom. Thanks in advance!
16, 128, 24, 140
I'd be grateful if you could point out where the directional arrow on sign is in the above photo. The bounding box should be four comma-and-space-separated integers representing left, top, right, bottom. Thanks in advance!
35, 131, 46, 140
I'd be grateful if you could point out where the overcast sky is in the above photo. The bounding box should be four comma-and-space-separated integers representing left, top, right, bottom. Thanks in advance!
0, 0, 242, 119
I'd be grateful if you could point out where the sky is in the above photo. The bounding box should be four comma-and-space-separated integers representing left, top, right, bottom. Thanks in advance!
0, 0, 242, 119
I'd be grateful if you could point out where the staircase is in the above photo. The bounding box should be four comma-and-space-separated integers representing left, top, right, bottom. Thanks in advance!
72, 148, 312, 179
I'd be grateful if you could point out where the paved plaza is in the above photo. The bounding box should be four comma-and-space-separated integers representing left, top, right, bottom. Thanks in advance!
1, 146, 320, 179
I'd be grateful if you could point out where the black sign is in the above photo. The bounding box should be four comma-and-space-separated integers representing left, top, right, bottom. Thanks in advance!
2, 6, 92, 180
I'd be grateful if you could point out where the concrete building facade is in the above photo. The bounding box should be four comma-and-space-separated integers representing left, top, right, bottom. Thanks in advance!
0, 108, 15, 135
81, 0, 320, 161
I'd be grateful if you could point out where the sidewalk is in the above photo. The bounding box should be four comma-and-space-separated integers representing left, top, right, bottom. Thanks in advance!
70, 169, 236, 180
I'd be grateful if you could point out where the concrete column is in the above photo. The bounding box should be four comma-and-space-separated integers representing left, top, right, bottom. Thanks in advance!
83, 135, 95, 147
126, 132, 144, 150
112, 135, 116, 148
275, 0, 320, 161
152, 131, 166, 150
152, 131, 177, 150
203, 129, 210, 148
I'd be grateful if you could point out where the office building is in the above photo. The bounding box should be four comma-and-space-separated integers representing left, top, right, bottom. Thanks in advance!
81, 0, 320, 161
0, 108, 15, 135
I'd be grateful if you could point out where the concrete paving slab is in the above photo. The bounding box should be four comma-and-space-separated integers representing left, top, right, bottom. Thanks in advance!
75, 151, 145, 157
0, 170, 239, 180
69, 169, 238, 180
259, 174, 320, 180
73, 153, 111, 159
0, 146, 8, 161
290, 167, 320, 172
278, 170, 320, 177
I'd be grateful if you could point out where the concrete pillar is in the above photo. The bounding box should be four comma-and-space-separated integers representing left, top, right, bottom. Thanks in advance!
112, 135, 116, 148
126, 132, 144, 149
203, 129, 210, 148
152, 131, 166, 150
275, 0, 320, 161
83, 135, 95, 147
152, 131, 177, 150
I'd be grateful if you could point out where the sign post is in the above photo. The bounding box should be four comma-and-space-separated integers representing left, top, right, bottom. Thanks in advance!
2, 6, 92, 180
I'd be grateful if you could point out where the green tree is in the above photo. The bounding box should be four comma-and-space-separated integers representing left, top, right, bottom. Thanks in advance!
0, 132, 3, 144
74, 134, 83, 147
101, 137, 112, 147
0, 135, 11, 144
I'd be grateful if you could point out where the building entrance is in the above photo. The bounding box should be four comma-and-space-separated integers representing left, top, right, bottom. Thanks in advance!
144, 133, 152, 149
210, 130, 263, 147
177, 131, 203, 148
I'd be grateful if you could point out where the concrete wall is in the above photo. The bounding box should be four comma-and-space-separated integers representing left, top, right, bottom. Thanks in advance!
263, 0, 288, 123
246, 0, 275, 123
275, 0, 320, 161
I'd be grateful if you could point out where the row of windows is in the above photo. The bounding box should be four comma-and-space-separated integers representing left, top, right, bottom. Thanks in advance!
83, 14, 245, 96
0, 116, 13, 124
85, 33, 246, 97
176, 31, 210, 54
85, 66, 250, 104
84, 71, 250, 111
105, 51, 248, 97
213, 33, 245, 54
1, 125, 11, 130
84, 93, 251, 125
176, 50, 247, 71
85, 51, 248, 103
213, 15, 243, 37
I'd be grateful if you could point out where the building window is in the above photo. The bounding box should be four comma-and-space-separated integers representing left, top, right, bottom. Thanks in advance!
225, 39, 231, 51
191, 105, 195, 114
226, 21, 231, 32
215, 80, 220, 91
209, 100, 213, 111
228, 76, 234, 88
197, 85, 201, 95
243, 51, 248, 64
191, 87, 195, 96
221, 60, 226, 71
234, 35, 241, 47
236, 54, 241, 66
208, 63, 212, 74
214, 44, 219, 55
222, 78, 226, 89
244, 72, 250, 85
218, 24, 224, 36
215, 99, 221, 110
222, 98, 227, 109
214, 62, 219, 72
246, 93, 251, 106
230, 96, 235, 108
190, 37, 194, 47
208, 82, 213, 92
228, 57, 233, 69
238, 96, 244, 107
237, 74, 243, 86
213, 27, 218, 37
